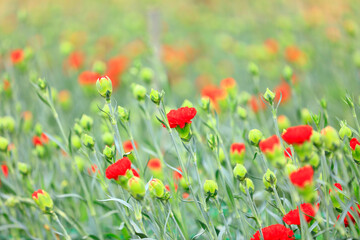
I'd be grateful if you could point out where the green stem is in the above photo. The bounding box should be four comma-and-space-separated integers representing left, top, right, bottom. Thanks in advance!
215, 198, 232, 240
272, 187, 286, 215
52, 213, 71, 240
107, 101, 124, 156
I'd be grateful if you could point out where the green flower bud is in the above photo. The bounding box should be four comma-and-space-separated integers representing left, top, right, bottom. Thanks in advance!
74, 156, 85, 171
181, 99, 193, 108
309, 153, 320, 169
18, 162, 30, 175
92, 60, 107, 75
5, 196, 19, 208
60, 41, 73, 55
0, 136, 9, 152
81, 134, 95, 150
96, 76, 113, 100
132, 84, 147, 101
233, 164, 247, 181
321, 126, 340, 152
320, 98, 327, 109
37, 78, 47, 91
3, 116, 15, 133
200, 97, 210, 111
150, 89, 161, 105
301, 108, 312, 125
71, 135, 82, 150
311, 131, 323, 148
248, 129, 263, 146
218, 148, 225, 165
80, 114, 93, 131
73, 122, 83, 136
237, 106, 247, 120
149, 178, 167, 199
32, 189, 53, 213
140, 67, 154, 83
283, 65, 293, 82
238, 91, 251, 105
263, 88, 275, 104
248, 62, 259, 77
339, 122, 352, 140
128, 177, 146, 200
35, 145, 46, 158
34, 123, 42, 136
103, 145, 115, 160
239, 178, 255, 196
207, 134, 218, 150
118, 106, 130, 122
203, 180, 218, 197
102, 132, 114, 146
263, 169, 277, 191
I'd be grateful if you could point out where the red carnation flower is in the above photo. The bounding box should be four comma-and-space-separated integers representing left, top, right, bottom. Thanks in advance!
231, 143, 245, 154
166, 107, 197, 129
282, 125, 313, 145
274, 81, 291, 104
264, 39, 279, 54
123, 140, 138, 152
337, 204, 360, 227
289, 165, 314, 188
220, 77, 236, 89
11, 49, 24, 64
259, 135, 280, 153
283, 203, 316, 225
105, 157, 132, 180
350, 138, 360, 150
32, 189, 44, 199
67, 51, 84, 69
251, 224, 294, 240
173, 167, 183, 180
284, 147, 292, 158
78, 71, 101, 85
249, 95, 266, 113
1, 165, 9, 178
201, 85, 227, 103
106, 56, 129, 88
148, 158, 162, 171
88, 164, 100, 176
32, 136, 43, 146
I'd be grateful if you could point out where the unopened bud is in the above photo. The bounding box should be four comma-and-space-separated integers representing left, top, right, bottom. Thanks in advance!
150, 89, 162, 105
96, 76, 113, 100
132, 84, 147, 101
203, 180, 218, 197
248, 129, 263, 146
0, 136, 9, 152
263, 169, 277, 191
80, 114, 93, 131
233, 164, 247, 181
239, 178, 255, 196
128, 177, 146, 200
32, 189, 53, 213
263, 88, 275, 104
81, 134, 95, 149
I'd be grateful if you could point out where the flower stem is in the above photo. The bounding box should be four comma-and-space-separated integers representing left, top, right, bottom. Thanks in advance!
52, 212, 71, 240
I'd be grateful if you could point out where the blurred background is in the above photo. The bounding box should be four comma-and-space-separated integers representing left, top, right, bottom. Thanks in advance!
1, 0, 360, 125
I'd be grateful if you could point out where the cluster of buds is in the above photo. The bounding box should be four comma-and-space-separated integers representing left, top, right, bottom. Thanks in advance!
105, 157, 145, 200
0, 116, 16, 134
0, 136, 9, 153
233, 164, 254, 196
150, 89, 164, 105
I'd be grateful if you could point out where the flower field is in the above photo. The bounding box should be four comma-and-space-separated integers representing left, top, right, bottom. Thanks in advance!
1, 0, 360, 239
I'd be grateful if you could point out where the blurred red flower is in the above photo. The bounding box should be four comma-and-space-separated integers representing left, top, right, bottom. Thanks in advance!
11, 49, 24, 64
231, 143, 246, 154
78, 71, 101, 85
283, 203, 316, 225
67, 51, 84, 69
123, 140, 138, 153
259, 135, 280, 153
289, 165, 314, 188
105, 157, 132, 180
